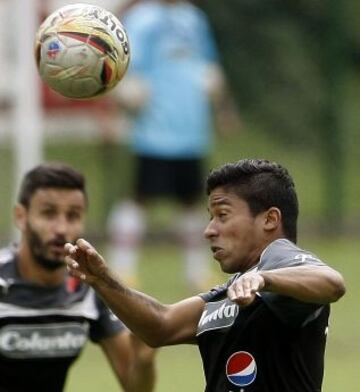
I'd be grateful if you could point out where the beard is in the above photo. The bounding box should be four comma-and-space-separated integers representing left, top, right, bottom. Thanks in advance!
26, 222, 66, 271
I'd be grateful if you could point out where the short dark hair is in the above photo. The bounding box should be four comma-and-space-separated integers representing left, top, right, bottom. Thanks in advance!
18, 162, 87, 208
206, 159, 299, 243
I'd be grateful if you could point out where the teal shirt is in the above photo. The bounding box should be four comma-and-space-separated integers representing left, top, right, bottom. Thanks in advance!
123, 0, 219, 158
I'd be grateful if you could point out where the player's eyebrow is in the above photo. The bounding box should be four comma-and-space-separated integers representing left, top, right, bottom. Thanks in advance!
68, 205, 85, 212
38, 202, 57, 209
39, 202, 84, 211
209, 197, 232, 208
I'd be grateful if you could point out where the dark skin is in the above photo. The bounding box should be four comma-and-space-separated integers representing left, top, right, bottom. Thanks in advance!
65, 187, 345, 347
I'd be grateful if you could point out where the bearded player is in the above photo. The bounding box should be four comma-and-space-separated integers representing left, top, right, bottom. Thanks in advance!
0, 162, 155, 392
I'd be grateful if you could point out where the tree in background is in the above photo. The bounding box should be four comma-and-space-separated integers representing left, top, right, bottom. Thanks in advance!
199, 0, 360, 235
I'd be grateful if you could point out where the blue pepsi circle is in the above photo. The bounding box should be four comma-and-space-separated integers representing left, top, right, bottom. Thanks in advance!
226, 351, 257, 387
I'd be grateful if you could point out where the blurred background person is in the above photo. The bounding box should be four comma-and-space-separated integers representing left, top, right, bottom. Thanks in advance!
0, 162, 156, 392
106, 0, 225, 292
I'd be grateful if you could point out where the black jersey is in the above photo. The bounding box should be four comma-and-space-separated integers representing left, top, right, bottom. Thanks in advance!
0, 247, 125, 392
197, 239, 330, 392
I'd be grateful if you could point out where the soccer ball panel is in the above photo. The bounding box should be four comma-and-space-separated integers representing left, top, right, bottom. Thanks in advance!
35, 4, 130, 99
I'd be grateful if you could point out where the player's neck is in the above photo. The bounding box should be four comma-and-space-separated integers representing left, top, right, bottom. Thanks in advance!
16, 245, 66, 287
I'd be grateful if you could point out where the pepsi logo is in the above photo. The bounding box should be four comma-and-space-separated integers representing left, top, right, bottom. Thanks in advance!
226, 351, 257, 387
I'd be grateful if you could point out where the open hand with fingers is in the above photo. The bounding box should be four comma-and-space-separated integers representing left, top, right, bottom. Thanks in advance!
65, 238, 110, 286
227, 271, 265, 307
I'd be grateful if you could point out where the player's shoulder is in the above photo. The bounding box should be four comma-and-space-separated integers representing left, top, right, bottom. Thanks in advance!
177, 2, 211, 27
259, 238, 325, 269
265, 238, 301, 253
124, 1, 163, 26
183, 2, 208, 19
0, 246, 16, 282
0, 246, 16, 267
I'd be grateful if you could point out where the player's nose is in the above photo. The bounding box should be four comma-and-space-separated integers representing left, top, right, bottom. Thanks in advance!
53, 215, 70, 235
204, 220, 218, 239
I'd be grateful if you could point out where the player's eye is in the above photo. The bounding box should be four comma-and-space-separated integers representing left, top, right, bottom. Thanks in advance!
217, 211, 229, 221
67, 211, 82, 222
41, 209, 56, 218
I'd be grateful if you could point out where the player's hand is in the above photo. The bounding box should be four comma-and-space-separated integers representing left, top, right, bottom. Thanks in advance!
65, 238, 109, 286
227, 271, 265, 307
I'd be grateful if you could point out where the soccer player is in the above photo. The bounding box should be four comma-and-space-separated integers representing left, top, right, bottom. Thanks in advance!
0, 163, 155, 392
65, 158, 346, 392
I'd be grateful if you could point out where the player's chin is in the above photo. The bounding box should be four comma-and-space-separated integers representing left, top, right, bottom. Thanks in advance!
219, 257, 238, 274
213, 255, 226, 272
49, 254, 66, 265
216, 258, 231, 273
37, 255, 65, 271
48, 245, 66, 258
45, 246, 65, 260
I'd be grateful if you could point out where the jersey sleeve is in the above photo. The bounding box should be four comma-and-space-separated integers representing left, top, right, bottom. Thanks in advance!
89, 294, 126, 343
258, 239, 328, 327
259, 238, 327, 270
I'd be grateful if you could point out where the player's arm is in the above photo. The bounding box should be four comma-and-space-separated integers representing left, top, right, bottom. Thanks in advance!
65, 239, 205, 347
99, 331, 156, 392
227, 265, 346, 307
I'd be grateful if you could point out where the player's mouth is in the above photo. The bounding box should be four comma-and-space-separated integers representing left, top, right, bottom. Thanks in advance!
48, 240, 67, 255
211, 246, 225, 260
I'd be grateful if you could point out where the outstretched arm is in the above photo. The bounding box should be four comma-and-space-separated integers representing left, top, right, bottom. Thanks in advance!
100, 331, 156, 392
228, 265, 346, 307
65, 239, 205, 347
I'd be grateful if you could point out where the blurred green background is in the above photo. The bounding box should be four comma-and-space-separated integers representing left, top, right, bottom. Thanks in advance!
1, 1, 359, 390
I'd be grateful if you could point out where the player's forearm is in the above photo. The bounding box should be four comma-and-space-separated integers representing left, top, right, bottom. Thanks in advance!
129, 348, 156, 392
65, 239, 200, 346
124, 359, 156, 392
92, 273, 170, 347
259, 265, 346, 303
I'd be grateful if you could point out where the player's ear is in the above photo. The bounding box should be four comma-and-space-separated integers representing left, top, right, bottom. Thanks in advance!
263, 207, 281, 232
14, 203, 27, 231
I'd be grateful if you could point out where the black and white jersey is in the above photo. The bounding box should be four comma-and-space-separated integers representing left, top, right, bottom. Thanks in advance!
0, 247, 125, 392
197, 239, 330, 392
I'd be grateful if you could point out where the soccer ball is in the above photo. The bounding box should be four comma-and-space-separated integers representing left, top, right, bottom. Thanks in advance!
34, 3, 130, 99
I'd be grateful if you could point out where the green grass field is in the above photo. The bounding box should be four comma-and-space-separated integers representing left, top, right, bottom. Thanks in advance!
65, 238, 359, 392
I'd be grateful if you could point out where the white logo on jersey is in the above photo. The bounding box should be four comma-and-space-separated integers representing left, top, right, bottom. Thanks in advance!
197, 299, 239, 335
0, 277, 9, 295
294, 253, 319, 263
199, 302, 238, 327
0, 322, 88, 358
